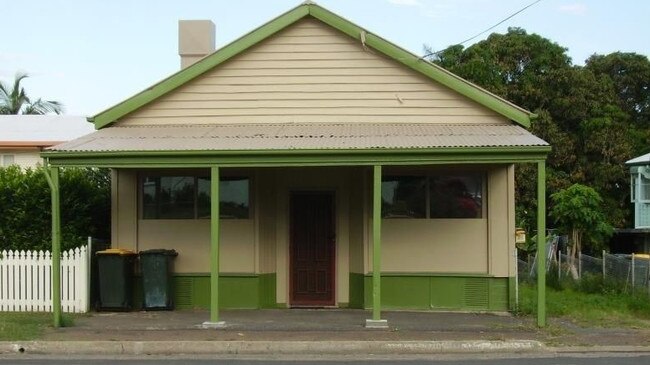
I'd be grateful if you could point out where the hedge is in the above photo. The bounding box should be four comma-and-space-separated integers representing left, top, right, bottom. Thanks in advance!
0, 166, 110, 251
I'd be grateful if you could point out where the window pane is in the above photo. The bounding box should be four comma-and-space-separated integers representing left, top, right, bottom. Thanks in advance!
381, 176, 426, 218
430, 174, 483, 218
221, 178, 250, 219
197, 177, 211, 219
641, 175, 650, 201
197, 177, 250, 219
159, 176, 195, 219
2, 155, 15, 166
142, 177, 159, 219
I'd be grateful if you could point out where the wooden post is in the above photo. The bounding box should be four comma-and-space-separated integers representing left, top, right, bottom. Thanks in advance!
43, 166, 62, 328
558, 250, 561, 280
602, 250, 606, 280
366, 165, 387, 328
578, 252, 582, 279
203, 166, 225, 328
514, 249, 519, 309
632, 253, 636, 294
536, 160, 546, 327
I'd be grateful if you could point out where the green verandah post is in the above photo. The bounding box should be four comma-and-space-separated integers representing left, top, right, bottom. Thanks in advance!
203, 166, 225, 328
537, 160, 547, 327
366, 165, 388, 328
43, 166, 62, 328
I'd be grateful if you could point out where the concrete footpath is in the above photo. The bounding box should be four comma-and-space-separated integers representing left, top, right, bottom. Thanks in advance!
1, 309, 650, 356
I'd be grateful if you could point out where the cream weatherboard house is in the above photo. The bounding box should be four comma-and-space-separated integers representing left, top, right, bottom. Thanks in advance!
42, 3, 550, 328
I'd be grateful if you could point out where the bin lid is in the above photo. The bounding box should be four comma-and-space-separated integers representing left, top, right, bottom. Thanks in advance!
96, 248, 137, 256
139, 249, 178, 256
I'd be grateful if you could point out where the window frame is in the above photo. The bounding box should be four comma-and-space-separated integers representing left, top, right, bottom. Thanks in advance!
139, 171, 253, 220
1, 154, 15, 167
381, 170, 486, 220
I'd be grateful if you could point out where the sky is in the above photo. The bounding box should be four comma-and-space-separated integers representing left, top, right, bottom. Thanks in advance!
1, 0, 648, 117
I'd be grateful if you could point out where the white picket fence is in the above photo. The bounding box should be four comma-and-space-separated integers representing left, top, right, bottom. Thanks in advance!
0, 244, 90, 313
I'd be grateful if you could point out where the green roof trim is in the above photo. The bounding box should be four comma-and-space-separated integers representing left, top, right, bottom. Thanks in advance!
42, 145, 550, 168
90, 3, 533, 129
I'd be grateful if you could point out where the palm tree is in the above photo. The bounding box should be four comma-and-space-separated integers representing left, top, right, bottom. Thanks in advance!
0, 73, 63, 115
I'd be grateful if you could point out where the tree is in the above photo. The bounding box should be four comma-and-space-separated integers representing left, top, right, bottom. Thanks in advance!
0, 73, 63, 115
586, 52, 650, 154
429, 28, 638, 230
550, 184, 613, 278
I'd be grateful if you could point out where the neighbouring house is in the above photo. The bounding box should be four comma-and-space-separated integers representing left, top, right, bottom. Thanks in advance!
610, 153, 650, 254
41, 3, 550, 327
0, 115, 94, 169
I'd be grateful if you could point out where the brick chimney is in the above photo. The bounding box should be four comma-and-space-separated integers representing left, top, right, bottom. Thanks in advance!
178, 20, 216, 69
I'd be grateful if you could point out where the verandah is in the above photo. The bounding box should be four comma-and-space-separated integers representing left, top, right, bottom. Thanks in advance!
41, 148, 548, 328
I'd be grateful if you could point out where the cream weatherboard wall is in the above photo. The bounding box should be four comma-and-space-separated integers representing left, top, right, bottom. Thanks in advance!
1, 149, 44, 169
363, 165, 515, 276
111, 164, 515, 309
115, 18, 509, 126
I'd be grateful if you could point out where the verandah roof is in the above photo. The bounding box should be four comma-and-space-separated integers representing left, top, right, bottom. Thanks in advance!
49, 122, 547, 152
42, 122, 549, 167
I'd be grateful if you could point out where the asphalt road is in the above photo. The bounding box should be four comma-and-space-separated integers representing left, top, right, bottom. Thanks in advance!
2, 354, 650, 365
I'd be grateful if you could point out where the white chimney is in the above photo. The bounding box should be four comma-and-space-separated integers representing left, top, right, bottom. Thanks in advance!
178, 20, 216, 69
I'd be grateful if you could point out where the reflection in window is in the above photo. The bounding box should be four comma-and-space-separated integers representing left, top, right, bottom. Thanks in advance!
197, 177, 250, 219
381, 176, 426, 218
143, 175, 249, 220
220, 178, 250, 219
142, 176, 195, 219
430, 175, 482, 218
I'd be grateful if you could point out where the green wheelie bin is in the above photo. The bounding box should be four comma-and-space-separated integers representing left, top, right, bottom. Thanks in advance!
139, 249, 178, 310
96, 248, 137, 311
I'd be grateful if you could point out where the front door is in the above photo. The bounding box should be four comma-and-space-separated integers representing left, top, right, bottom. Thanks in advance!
290, 192, 335, 306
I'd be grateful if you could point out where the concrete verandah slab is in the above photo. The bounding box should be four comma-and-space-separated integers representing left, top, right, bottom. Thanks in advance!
46, 309, 529, 334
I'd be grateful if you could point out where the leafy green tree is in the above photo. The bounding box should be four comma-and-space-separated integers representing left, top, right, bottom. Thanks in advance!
586, 52, 650, 154
0, 73, 63, 115
550, 184, 613, 278
429, 28, 638, 230
0, 166, 110, 252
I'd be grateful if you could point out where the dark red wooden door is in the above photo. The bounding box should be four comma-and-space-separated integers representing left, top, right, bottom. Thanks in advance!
290, 192, 335, 306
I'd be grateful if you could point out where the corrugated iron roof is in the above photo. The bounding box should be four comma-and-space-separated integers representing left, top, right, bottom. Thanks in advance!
0, 115, 94, 143
627, 153, 650, 166
48, 123, 548, 152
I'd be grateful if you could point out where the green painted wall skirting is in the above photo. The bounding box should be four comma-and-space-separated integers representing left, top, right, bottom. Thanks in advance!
349, 273, 510, 311
132, 273, 277, 310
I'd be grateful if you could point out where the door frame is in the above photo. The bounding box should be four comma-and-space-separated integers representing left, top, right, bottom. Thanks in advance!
288, 190, 336, 307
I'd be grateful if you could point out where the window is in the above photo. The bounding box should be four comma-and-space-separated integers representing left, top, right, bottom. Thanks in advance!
430, 175, 483, 218
1, 154, 15, 167
142, 175, 249, 219
631, 172, 650, 203
381, 173, 484, 219
382, 176, 426, 218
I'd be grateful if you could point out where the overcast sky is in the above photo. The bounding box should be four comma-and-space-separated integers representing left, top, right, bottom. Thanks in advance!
1, 0, 648, 117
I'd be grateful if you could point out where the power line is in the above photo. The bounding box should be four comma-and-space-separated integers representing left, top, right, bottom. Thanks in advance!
422, 0, 544, 59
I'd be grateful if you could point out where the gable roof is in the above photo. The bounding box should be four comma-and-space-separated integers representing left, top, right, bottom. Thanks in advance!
89, 2, 534, 130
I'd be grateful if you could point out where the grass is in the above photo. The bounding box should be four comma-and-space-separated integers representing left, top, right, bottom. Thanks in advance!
517, 282, 650, 328
0, 312, 75, 341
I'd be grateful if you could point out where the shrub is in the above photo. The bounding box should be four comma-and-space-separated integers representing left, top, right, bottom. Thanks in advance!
0, 166, 110, 251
